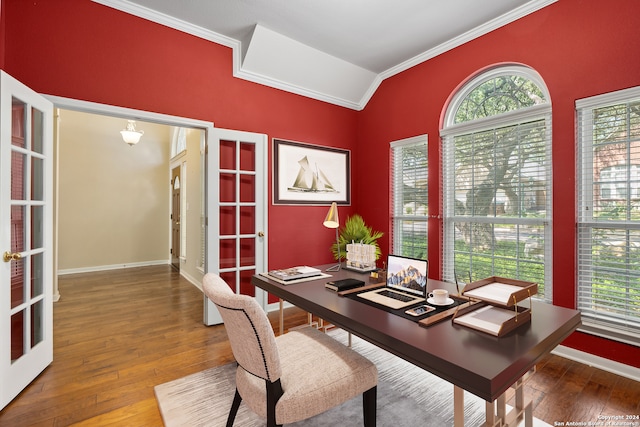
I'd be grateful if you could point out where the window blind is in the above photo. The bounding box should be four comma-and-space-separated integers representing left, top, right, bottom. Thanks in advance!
390, 135, 428, 260
441, 117, 552, 296
576, 87, 640, 340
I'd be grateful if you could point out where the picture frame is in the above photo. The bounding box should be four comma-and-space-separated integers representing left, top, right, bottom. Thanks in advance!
273, 138, 350, 205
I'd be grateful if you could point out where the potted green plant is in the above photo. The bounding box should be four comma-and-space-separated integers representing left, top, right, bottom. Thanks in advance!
331, 214, 383, 262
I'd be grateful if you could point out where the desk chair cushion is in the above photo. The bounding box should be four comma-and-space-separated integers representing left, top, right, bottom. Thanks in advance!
236, 326, 378, 423
203, 273, 378, 425
204, 274, 281, 382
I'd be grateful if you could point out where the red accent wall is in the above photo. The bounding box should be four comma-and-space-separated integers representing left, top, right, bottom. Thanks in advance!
2, 0, 639, 366
1, 0, 360, 272
357, 0, 640, 367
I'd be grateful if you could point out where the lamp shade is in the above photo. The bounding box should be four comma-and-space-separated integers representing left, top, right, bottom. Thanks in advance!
323, 202, 339, 229
120, 120, 144, 146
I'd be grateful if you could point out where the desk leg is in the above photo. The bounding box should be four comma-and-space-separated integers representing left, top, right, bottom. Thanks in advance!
485, 400, 497, 426
484, 376, 533, 427
279, 299, 284, 335
454, 385, 464, 427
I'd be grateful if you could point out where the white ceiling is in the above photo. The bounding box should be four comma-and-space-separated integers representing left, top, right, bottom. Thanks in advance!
94, 0, 556, 110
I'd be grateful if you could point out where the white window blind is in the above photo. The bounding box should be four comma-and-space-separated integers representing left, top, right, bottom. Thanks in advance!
576, 86, 640, 342
390, 135, 428, 260
441, 66, 552, 298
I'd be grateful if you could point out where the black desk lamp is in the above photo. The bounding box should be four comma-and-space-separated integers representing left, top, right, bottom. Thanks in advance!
323, 202, 341, 272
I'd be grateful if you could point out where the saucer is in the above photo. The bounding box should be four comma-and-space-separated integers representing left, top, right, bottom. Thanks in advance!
427, 297, 455, 306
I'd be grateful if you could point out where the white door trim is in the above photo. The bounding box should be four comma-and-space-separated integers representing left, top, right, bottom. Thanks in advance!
43, 95, 215, 299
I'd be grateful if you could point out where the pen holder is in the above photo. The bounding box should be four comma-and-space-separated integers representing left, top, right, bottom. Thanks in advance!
369, 269, 387, 284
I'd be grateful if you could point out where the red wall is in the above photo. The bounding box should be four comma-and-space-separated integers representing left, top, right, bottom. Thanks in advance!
1, 0, 360, 271
357, 0, 640, 367
3, 0, 640, 367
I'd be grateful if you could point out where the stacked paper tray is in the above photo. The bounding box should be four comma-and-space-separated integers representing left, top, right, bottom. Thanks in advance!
452, 277, 537, 336
461, 276, 537, 307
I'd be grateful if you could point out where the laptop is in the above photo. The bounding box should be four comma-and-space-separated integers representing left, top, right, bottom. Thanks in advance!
357, 255, 428, 309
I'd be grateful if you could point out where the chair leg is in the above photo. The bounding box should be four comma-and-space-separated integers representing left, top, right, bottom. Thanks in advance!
266, 379, 284, 427
363, 386, 377, 427
226, 388, 242, 427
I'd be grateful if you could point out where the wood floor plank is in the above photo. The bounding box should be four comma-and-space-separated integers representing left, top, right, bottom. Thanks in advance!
0, 265, 638, 426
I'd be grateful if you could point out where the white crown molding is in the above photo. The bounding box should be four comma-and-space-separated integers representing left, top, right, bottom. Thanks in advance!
93, 0, 557, 111
92, 0, 238, 49
234, 67, 364, 111
378, 0, 558, 83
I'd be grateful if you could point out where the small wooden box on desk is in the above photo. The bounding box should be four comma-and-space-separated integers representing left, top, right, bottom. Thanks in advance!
452, 277, 537, 337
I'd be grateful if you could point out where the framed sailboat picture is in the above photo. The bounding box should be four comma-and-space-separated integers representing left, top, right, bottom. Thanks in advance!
273, 138, 350, 205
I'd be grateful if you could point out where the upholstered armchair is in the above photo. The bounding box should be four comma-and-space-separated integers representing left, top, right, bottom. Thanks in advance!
203, 273, 378, 427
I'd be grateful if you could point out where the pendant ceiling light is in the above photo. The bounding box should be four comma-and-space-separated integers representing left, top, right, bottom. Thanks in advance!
120, 120, 144, 146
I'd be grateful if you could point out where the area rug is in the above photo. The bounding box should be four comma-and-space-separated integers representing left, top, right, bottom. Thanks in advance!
155, 329, 550, 426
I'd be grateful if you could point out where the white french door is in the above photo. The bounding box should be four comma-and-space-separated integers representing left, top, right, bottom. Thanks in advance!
204, 128, 268, 325
0, 71, 53, 410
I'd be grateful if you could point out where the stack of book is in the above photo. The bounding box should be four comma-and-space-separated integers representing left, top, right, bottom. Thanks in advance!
267, 266, 322, 281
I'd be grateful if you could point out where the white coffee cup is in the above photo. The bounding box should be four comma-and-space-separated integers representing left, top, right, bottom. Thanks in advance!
428, 289, 449, 304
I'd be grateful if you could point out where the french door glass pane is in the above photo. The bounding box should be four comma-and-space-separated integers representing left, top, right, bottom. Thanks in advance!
31, 300, 44, 348
31, 206, 43, 249
11, 151, 26, 200
240, 142, 255, 171
31, 107, 44, 154
220, 271, 236, 291
240, 238, 255, 267
219, 206, 236, 235
31, 252, 44, 297
219, 240, 236, 269
219, 140, 236, 169
31, 157, 43, 201
240, 174, 255, 203
11, 98, 25, 147
240, 269, 255, 296
11, 257, 25, 309
220, 173, 236, 203
11, 205, 25, 252
11, 310, 25, 362
240, 206, 255, 234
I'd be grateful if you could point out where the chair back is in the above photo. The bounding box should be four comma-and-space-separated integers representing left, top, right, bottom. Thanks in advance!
203, 273, 281, 382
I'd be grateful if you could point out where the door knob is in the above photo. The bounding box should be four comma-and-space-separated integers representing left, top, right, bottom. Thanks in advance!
3, 251, 22, 263
258, 231, 265, 237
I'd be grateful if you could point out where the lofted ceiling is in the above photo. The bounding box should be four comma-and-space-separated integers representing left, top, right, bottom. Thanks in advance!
94, 0, 556, 110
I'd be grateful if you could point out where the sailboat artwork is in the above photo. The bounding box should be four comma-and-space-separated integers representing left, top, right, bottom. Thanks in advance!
273, 139, 350, 205
288, 155, 339, 194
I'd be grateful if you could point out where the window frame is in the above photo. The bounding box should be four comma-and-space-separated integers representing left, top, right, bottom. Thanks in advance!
390, 135, 428, 260
441, 65, 552, 299
576, 86, 640, 345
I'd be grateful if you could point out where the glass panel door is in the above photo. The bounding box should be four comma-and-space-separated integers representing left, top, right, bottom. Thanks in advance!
0, 71, 53, 410
205, 128, 267, 325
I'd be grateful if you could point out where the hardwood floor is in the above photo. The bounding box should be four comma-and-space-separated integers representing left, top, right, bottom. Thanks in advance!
0, 265, 638, 426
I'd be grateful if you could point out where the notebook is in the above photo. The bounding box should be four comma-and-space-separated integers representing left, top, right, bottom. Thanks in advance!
357, 255, 428, 309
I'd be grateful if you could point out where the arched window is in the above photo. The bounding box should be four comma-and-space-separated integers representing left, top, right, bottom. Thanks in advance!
171, 127, 187, 158
441, 65, 552, 300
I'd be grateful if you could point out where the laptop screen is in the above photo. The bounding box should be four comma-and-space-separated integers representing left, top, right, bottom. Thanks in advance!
386, 254, 428, 296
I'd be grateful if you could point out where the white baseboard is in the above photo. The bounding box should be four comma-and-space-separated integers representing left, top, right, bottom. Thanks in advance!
180, 269, 202, 291
57, 259, 169, 275
552, 345, 640, 382
57, 260, 203, 292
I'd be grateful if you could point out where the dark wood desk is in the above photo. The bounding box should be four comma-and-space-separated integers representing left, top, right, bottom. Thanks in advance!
252, 266, 581, 426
